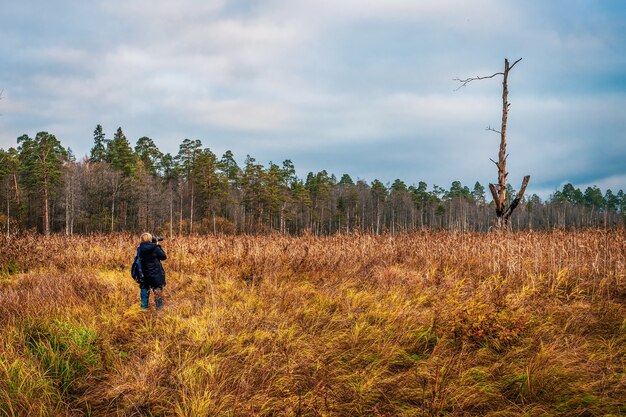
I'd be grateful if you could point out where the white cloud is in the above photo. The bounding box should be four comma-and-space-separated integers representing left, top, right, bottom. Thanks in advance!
0, 0, 624, 193
171, 97, 298, 131
274, 0, 518, 30
578, 174, 626, 193
99, 0, 226, 23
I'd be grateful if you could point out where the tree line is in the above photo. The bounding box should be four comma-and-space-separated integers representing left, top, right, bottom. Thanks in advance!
0, 125, 624, 236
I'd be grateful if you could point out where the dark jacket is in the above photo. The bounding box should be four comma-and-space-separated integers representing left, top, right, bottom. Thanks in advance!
138, 242, 167, 288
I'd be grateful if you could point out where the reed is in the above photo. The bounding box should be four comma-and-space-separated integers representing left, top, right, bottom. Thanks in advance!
0, 230, 624, 416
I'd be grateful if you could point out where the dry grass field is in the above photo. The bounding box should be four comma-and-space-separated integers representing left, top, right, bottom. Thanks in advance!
0, 230, 624, 416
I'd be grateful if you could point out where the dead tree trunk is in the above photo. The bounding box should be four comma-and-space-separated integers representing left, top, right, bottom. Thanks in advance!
455, 58, 530, 229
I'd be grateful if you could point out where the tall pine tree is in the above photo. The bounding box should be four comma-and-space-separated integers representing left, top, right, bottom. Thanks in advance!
17, 132, 67, 235
90, 124, 108, 162
176, 139, 202, 233
135, 136, 163, 176
107, 127, 137, 177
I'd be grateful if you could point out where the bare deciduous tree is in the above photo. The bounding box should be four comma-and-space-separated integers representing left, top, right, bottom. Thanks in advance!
455, 58, 530, 229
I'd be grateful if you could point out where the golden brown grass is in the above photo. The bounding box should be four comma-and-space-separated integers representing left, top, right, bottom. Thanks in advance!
0, 230, 624, 416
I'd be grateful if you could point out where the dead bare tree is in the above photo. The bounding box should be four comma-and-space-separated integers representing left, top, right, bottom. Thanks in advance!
455, 58, 530, 229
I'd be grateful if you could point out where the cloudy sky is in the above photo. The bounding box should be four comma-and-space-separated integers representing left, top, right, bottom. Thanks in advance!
1, 0, 625, 198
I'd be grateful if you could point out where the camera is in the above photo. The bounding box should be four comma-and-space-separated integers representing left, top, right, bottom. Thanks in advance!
152, 236, 164, 243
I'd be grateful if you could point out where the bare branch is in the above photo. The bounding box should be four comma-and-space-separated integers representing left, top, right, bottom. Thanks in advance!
488, 183, 501, 211
489, 154, 508, 168
509, 58, 523, 71
486, 125, 501, 134
454, 59, 520, 91
503, 175, 530, 218
453, 72, 504, 90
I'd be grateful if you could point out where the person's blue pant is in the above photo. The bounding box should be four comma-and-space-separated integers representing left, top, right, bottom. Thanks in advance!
140, 287, 163, 310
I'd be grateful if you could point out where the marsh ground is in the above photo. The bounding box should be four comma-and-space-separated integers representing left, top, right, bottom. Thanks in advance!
0, 230, 624, 416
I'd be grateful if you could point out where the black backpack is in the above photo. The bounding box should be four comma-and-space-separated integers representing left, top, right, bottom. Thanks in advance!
131, 247, 144, 284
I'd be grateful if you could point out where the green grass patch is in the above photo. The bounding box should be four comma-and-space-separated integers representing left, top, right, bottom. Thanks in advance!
23, 319, 101, 396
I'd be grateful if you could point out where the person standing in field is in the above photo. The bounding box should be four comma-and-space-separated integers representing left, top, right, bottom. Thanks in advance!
137, 232, 167, 310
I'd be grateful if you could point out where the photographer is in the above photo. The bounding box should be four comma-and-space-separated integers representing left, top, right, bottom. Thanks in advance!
137, 232, 167, 310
